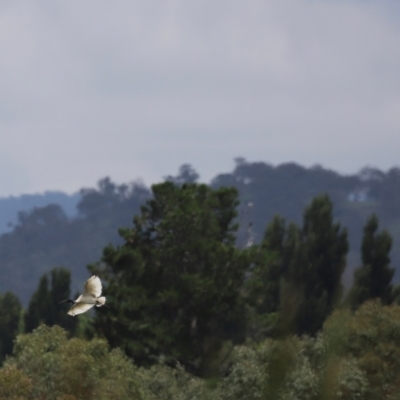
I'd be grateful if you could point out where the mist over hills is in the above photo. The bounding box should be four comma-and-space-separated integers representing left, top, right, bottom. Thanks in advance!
212, 161, 400, 287
0, 161, 399, 305
0, 192, 80, 234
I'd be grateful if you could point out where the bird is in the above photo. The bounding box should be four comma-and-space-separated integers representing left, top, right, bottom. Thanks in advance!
59, 275, 107, 316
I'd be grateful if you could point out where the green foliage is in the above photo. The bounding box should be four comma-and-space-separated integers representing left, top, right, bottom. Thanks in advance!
0, 178, 149, 304
322, 301, 400, 399
244, 216, 285, 339
6, 325, 143, 400
214, 332, 369, 400
2, 163, 400, 308
3, 302, 400, 400
0, 292, 22, 362
217, 337, 320, 400
247, 196, 348, 338
139, 363, 210, 400
0, 166, 400, 398
319, 356, 368, 400
247, 216, 285, 314
216, 343, 270, 400
0, 365, 32, 400
25, 268, 77, 334
294, 195, 348, 335
91, 182, 248, 375
349, 214, 394, 308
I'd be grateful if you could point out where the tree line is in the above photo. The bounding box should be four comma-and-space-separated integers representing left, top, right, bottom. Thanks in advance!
2, 304, 399, 400
1, 161, 400, 307
0, 180, 396, 380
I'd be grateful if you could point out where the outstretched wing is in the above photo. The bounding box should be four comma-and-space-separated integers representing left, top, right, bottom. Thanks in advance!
83, 275, 102, 298
68, 302, 94, 316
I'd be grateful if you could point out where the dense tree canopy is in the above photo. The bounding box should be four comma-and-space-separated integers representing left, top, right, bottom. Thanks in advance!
1, 162, 400, 306
25, 267, 77, 334
0, 292, 22, 362
349, 214, 394, 308
0, 178, 150, 304
295, 195, 349, 335
5, 325, 142, 400
246, 195, 348, 337
91, 182, 249, 375
0, 169, 398, 397
4, 301, 400, 400
246, 215, 285, 316
0, 161, 399, 398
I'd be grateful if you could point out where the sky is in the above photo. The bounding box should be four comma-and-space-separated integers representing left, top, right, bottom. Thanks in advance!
0, 0, 399, 196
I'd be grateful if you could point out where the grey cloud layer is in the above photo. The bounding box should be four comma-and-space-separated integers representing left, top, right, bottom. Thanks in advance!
0, 0, 399, 195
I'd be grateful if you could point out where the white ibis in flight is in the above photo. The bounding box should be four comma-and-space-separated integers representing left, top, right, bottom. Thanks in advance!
60, 275, 107, 316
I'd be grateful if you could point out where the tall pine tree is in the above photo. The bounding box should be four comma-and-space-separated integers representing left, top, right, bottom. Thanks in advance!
90, 182, 248, 375
25, 268, 77, 334
246, 215, 285, 315
349, 214, 394, 308
297, 195, 349, 334
285, 195, 348, 335
244, 216, 286, 339
0, 291, 22, 361
246, 196, 348, 337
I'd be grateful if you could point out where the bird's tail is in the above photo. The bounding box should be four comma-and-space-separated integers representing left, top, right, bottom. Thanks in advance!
96, 296, 106, 307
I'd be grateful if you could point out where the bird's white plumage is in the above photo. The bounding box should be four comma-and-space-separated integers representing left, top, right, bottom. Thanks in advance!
83, 275, 102, 298
67, 302, 95, 316
64, 275, 106, 317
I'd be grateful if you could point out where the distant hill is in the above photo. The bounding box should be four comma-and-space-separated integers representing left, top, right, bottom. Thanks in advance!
0, 162, 399, 305
212, 160, 400, 287
0, 179, 150, 304
0, 192, 80, 234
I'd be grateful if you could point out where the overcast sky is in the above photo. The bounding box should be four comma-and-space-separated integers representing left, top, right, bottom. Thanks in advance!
0, 0, 399, 196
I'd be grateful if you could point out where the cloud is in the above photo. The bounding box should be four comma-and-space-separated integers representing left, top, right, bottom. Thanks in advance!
0, 152, 29, 196
0, 0, 399, 195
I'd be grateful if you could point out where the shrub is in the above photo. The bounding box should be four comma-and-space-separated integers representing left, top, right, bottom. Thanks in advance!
5, 325, 143, 400
323, 300, 400, 399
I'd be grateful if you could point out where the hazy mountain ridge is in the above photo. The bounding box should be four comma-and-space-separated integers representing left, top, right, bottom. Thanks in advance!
0, 192, 80, 234
0, 178, 150, 304
0, 162, 399, 304
212, 161, 400, 285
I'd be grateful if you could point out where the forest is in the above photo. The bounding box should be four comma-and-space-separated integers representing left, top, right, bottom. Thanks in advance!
0, 161, 399, 398
0, 160, 400, 305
